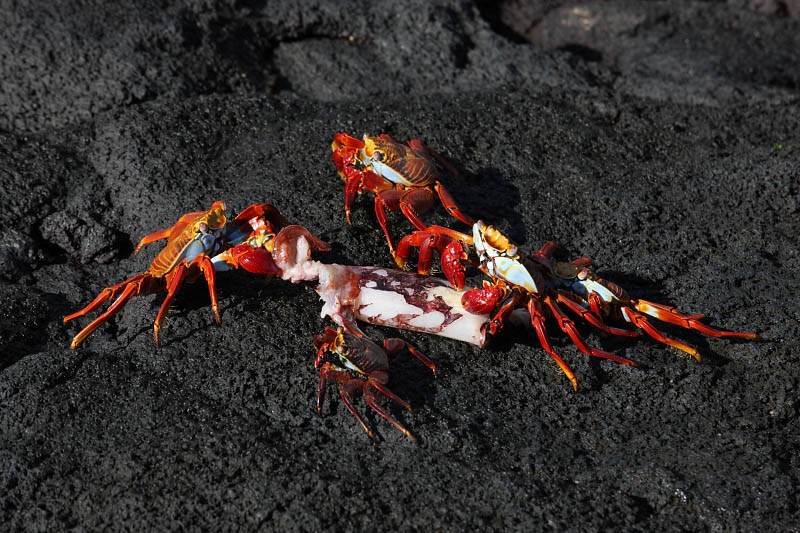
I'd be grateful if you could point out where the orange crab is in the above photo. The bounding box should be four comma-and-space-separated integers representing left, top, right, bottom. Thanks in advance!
331, 132, 474, 260
63, 202, 289, 348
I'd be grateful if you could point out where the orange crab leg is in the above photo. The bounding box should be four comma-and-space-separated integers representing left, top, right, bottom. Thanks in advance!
545, 296, 638, 367
343, 171, 363, 225
434, 181, 475, 226
63, 273, 151, 324
68, 282, 140, 349
634, 299, 759, 340
373, 187, 434, 252
587, 293, 608, 320
556, 291, 639, 338
198, 256, 220, 324
153, 263, 188, 346
398, 188, 436, 231
621, 307, 702, 362
527, 298, 578, 390
393, 225, 457, 273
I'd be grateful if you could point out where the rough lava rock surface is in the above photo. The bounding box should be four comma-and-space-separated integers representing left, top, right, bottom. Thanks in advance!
1, 1, 798, 530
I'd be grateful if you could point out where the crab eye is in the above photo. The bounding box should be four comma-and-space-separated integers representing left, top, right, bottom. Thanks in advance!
196, 222, 209, 233
374, 151, 384, 161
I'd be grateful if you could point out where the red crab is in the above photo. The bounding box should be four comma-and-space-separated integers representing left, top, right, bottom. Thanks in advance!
394, 221, 759, 390
331, 132, 474, 260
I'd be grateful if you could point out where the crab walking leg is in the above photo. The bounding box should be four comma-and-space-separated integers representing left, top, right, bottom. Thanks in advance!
317, 364, 375, 440
68, 283, 140, 349
198, 256, 221, 324
364, 381, 417, 442
153, 263, 188, 346
621, 307, 702, 361
634, 299, 759, 340
133, 209, 212, 255
545, 295, 638, 367
527, 298, 578, 391
556, 291, 640, 338
63, 273, 150, 324
433, 182, 475, 226
383, 338, 438, 377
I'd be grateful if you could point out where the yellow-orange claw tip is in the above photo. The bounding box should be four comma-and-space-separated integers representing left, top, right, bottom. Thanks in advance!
69, 341, 78, 350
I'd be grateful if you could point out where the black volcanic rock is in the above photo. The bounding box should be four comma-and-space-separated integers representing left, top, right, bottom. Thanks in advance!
1, 0, 798, 530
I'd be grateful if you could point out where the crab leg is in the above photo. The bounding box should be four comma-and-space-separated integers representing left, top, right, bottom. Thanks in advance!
398, 188, 436, 231
343, 168, 363, 225
528, 298, 578, 391
198, 256, 221, 324
434, 182, 475, 226
374, 187, 435, 252
340, 384, 376, 440
318, 365, 372, 438
556, 291, 639, 338
68, 282, 140, 349
364, 380, 416, 441
383, 338, 438, 377
63, 273, 150, 324
133, 209, 212, 255
153, 263, 188, 346
489, 289, 522, 335
620, 307, 701, 361
545, 296, 638, 367
634, 299, 759, 340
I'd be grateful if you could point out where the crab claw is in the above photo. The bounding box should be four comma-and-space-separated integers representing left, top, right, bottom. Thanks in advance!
442, 239, 469, 290
233, 244, 283, 275
462, 281, 502, 315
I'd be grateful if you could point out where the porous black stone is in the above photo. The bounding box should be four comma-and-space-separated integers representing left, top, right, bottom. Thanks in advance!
1, 1, 797, 530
